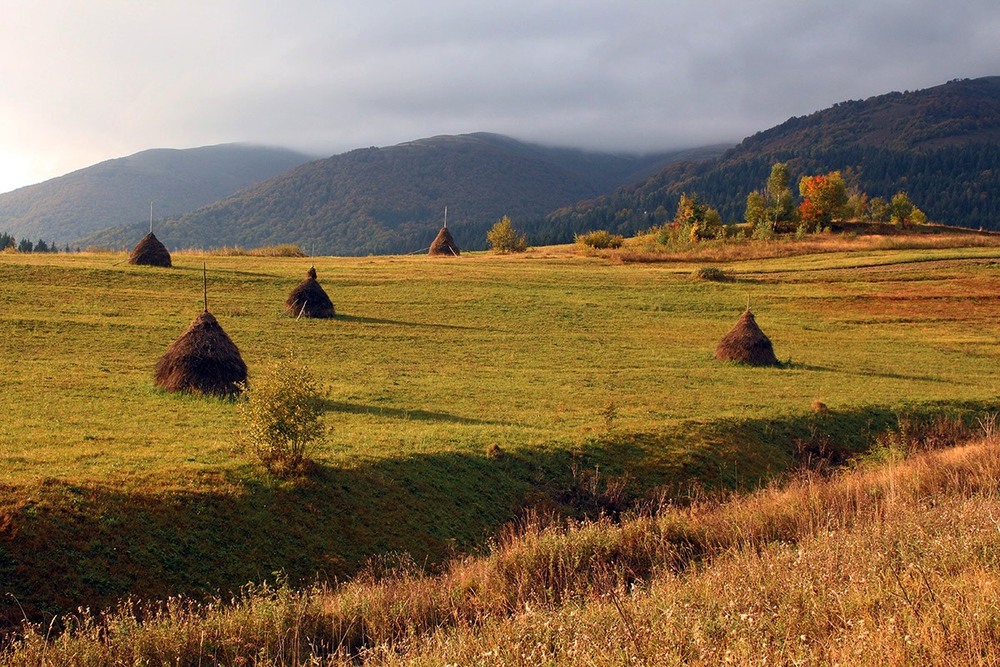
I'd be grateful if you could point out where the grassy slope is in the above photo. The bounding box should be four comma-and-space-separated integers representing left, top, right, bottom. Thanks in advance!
1, 238, 998, 624
6, 435, 1000, 664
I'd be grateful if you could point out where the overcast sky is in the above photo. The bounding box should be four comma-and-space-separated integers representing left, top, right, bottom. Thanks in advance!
1, 0, 998, 193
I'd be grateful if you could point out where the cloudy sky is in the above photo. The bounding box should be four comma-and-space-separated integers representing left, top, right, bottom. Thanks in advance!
1, 0, 998, 193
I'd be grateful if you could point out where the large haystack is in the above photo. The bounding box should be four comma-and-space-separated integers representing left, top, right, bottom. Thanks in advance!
129, 232, 172, 267
428, 226, 460, 256
154, 311, 247, 396
715, 309, 780, 367
285, 266, 335, 318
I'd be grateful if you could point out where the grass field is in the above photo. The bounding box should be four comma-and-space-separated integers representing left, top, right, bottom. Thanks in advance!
1, 235, 999, 627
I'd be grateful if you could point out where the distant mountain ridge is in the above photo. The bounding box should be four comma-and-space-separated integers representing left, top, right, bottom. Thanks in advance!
543, 76, 1000, 236
0, 144, 314, 243
87, 134, 726, 255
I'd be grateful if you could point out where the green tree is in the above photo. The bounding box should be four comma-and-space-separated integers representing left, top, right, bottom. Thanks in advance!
765, 163, 796, 222
745, 190, 775, 239
486, 215, 528, 253
868, 197, 891, 222
17, 238, 32, 253
889, 192, 926, 225
745, 163, 795, 235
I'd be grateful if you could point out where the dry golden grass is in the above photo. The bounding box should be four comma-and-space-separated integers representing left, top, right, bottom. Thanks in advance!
614, 229, 1000, 264
6, 421, 999, 665
176, 243, 307, 257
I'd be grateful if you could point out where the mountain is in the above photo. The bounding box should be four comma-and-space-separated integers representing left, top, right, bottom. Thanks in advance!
0, 144, 314, 244
85, 133, 728, 255
543, 76, 1000, 236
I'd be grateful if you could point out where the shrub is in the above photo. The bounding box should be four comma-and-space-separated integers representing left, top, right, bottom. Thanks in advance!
238, 358, 326, 476
691, 266, 727, 281
575, 230, 624, 249
486, 215, 528, 254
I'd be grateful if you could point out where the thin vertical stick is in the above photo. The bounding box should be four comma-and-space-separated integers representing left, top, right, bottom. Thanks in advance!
203, 262, 208, 312
149, 202, 153, 234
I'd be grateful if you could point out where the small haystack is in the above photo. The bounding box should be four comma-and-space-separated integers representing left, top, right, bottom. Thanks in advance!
715, 309, 780, 367
154, 311, 247, 396
285, 266, 335, 318
429, 226, 460, 256
128, 232, 172, 267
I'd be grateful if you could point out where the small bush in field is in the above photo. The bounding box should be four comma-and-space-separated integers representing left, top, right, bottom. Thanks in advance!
486, 215, 528, 254
238, 359, 326, 477
575, 230, 624, 249
691, 266, 728, 281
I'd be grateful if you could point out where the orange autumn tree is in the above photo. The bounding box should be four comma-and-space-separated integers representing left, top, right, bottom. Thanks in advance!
798, 171, 849, 231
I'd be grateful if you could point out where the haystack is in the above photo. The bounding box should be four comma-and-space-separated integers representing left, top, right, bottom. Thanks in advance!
128, 232, 172, 267
715, 309, 780, 366
154, 311, 247, 396
285, 266, 335, 318
428, 226, 460, 256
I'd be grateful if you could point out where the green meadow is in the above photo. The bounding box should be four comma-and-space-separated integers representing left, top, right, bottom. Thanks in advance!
0, 239, 998, 624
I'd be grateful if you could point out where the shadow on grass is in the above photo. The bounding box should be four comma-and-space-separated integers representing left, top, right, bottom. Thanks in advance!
790, 362, 957, 385
0, 445, 575, 631
335, 314, 480, 330
1, 399, 993, 631
318, 399, 509, 426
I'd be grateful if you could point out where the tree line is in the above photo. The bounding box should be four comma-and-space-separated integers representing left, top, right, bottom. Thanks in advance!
0, 231, 70, 253
537, 143, 1000, 241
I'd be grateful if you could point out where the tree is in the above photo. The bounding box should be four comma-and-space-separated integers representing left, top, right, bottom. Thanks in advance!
744, 190, 767, 228
35, 239, 49, 253
673, 193, 722, 240
868, 197, 891, 222
745, 163, 795, 235
847, 192, 870, 221
764, 162, 796, 227
17, 238, 32, 253
486, 215, 528, 253
890, 191, 925, 225
798, 171, 849, 230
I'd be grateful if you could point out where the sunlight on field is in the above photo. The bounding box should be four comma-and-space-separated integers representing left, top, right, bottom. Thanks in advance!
1, 244, 998, 484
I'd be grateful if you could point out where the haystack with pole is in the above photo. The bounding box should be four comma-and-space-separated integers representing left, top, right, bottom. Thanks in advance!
129, 202, 172, 267
154, 265, 247, 396
428, 206, 460, 256
128, 232, 172, 267
285, 266, 335, 318
715, 308, 780, 367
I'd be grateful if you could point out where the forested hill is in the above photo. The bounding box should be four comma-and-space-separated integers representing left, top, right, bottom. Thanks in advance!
86, 133, 725, 255
541, 76, 1000, 238
0, 144, 314, 244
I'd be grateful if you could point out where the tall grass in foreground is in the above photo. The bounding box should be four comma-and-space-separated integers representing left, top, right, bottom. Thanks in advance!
5, 423, 1000, 665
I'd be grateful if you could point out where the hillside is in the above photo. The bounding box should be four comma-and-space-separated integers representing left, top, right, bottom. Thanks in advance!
0, 144, 314, 243
84, 134, 726, 255
7, 435, 999, 664
0, 236, 998, 632
544, 76, 1000, 237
